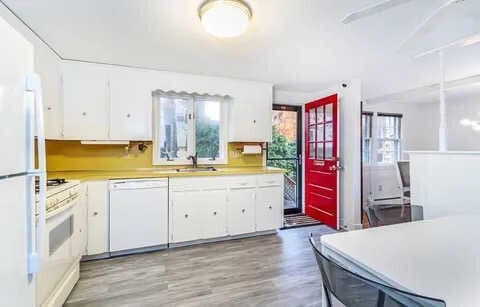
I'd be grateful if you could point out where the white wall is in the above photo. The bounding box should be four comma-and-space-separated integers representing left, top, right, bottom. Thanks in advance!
362, 101, 438, 200
363, 89, 480, 201
410, 152, 480, 219
445, 91, 480, 151
0, 3, 63, 139
364, 101, 439, 158
277, 81, 362, 230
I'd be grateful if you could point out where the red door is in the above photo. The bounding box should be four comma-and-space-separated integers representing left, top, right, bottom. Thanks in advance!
305, 94, 340, 230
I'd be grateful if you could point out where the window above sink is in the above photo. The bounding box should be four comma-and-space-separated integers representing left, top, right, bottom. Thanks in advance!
152, 91, 229, 165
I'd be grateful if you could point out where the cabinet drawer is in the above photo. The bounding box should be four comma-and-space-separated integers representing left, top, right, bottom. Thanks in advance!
229, 176, 257, 189
257, 174, 283, 187
170, 177, 229, 191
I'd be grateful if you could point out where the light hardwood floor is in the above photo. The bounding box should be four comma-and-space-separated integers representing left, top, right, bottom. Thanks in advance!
65, 225, 336, 307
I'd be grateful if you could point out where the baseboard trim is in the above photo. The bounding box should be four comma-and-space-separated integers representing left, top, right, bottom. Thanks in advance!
109, 244, 168, 258
169, 230, 277, 248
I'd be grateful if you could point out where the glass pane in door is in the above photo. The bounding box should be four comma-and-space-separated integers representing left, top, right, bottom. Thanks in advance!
317, 106, 324, 123
308, 143, 315, 159
268, 106, 302, 214
270, 109, 298, 159
325, 103, 333, 122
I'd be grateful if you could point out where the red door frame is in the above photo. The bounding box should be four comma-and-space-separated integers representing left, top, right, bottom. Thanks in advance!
304, 94, 340, 230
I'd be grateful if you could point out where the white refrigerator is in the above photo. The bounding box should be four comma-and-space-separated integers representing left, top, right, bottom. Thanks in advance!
0, 15, 46, 307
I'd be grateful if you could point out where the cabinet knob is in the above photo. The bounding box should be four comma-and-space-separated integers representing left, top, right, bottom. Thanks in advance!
47, 106, 52, 111
184, 214, 188, 218
241, 209, 246, 213
93, 212, 98, 216
253, 120, 256, 124
82, 112, 87, 116
268, 205, 272, 210
126, 113, 131, 118
213, 211, 217, 216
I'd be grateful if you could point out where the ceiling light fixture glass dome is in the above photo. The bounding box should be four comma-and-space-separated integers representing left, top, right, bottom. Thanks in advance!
199, 0, 252, 38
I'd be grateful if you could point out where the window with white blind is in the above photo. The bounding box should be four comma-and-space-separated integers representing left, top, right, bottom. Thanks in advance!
376, 113, 402, 164
152, 92, 229, 165
362, 112, 373, 164
362, 112, 402, 164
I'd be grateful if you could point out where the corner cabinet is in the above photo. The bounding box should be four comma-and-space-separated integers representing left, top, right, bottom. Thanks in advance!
62, 62, 110, 140
169, 174, 283, 245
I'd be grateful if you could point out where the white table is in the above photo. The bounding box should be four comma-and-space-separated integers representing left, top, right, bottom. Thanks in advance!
320, 215, 480, 306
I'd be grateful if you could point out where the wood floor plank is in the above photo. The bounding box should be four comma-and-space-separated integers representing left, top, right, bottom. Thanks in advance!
65, 225, 336, 306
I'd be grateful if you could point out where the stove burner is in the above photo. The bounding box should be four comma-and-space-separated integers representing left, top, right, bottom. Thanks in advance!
47, 178, 68, 186
35, 178, 68, 193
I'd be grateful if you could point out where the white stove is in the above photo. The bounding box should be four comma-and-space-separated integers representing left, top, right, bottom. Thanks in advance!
36, 179, 81, 217
36, 178, 83, 306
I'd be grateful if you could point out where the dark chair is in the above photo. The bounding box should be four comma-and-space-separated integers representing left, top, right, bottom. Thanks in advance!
364, 203, 423, 227
309, 236, 446, 307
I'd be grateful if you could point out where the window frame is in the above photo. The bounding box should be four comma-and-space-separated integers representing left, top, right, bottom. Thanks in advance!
362, 112, 373, 165
152, 93, 229, 166
362, 111, 402, 165
375, 113, 402, 165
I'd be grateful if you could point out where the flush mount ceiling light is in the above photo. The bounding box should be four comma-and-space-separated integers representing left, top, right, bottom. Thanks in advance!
199, 0, 252, 38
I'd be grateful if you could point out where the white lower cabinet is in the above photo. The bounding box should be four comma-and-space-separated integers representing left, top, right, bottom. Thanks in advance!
80, 174, 283, 251
86, 181, 109, 256
255, 186, 283, 232
202, 190, 228, 239
72, 183, 88, 258
170, 190, 203, 243
169, 174, 283, 244
227, 188, 256, 235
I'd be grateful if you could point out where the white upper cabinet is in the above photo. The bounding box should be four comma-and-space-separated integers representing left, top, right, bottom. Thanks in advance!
228, 85, 272, 142
62, 62, 109, 140
108, 68, 153, 140
59, 61, 272, 142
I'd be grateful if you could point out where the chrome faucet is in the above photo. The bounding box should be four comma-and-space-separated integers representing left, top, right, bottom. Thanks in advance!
187, 153, 198, 168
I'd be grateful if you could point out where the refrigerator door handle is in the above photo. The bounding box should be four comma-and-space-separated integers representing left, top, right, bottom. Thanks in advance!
25, 73, 46, 275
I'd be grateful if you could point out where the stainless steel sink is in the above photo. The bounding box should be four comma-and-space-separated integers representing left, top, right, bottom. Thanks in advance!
176, 167, 218, 173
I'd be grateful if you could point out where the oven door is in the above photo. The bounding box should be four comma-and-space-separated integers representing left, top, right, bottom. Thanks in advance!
36, 200, 77, 305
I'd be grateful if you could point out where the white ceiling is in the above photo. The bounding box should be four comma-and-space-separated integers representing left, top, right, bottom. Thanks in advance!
3, 0, 480, 99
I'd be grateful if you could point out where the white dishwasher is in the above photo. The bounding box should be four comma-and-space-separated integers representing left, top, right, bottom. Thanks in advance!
109, 178, 168, 255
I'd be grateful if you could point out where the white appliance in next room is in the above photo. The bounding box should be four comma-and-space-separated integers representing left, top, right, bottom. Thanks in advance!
0, 14, 46, 307
109, 178, 169, 255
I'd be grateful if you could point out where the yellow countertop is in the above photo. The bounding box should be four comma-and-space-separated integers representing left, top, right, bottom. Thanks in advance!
47, 167, 285, 181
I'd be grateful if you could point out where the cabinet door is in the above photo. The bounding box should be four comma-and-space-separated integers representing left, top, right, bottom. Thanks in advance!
86, 181, 109, 255
72, 184, 88, 258
201, 189, 227, 239
109, 68, 153, 140
227, 188, 256, 235
228, 86, 272, 142
62, 62, 109, 140
171, 191, 202, 243
255, 186, 283, 231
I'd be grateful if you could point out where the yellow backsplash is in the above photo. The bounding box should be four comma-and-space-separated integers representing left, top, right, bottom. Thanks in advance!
46, 141, 265, 171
